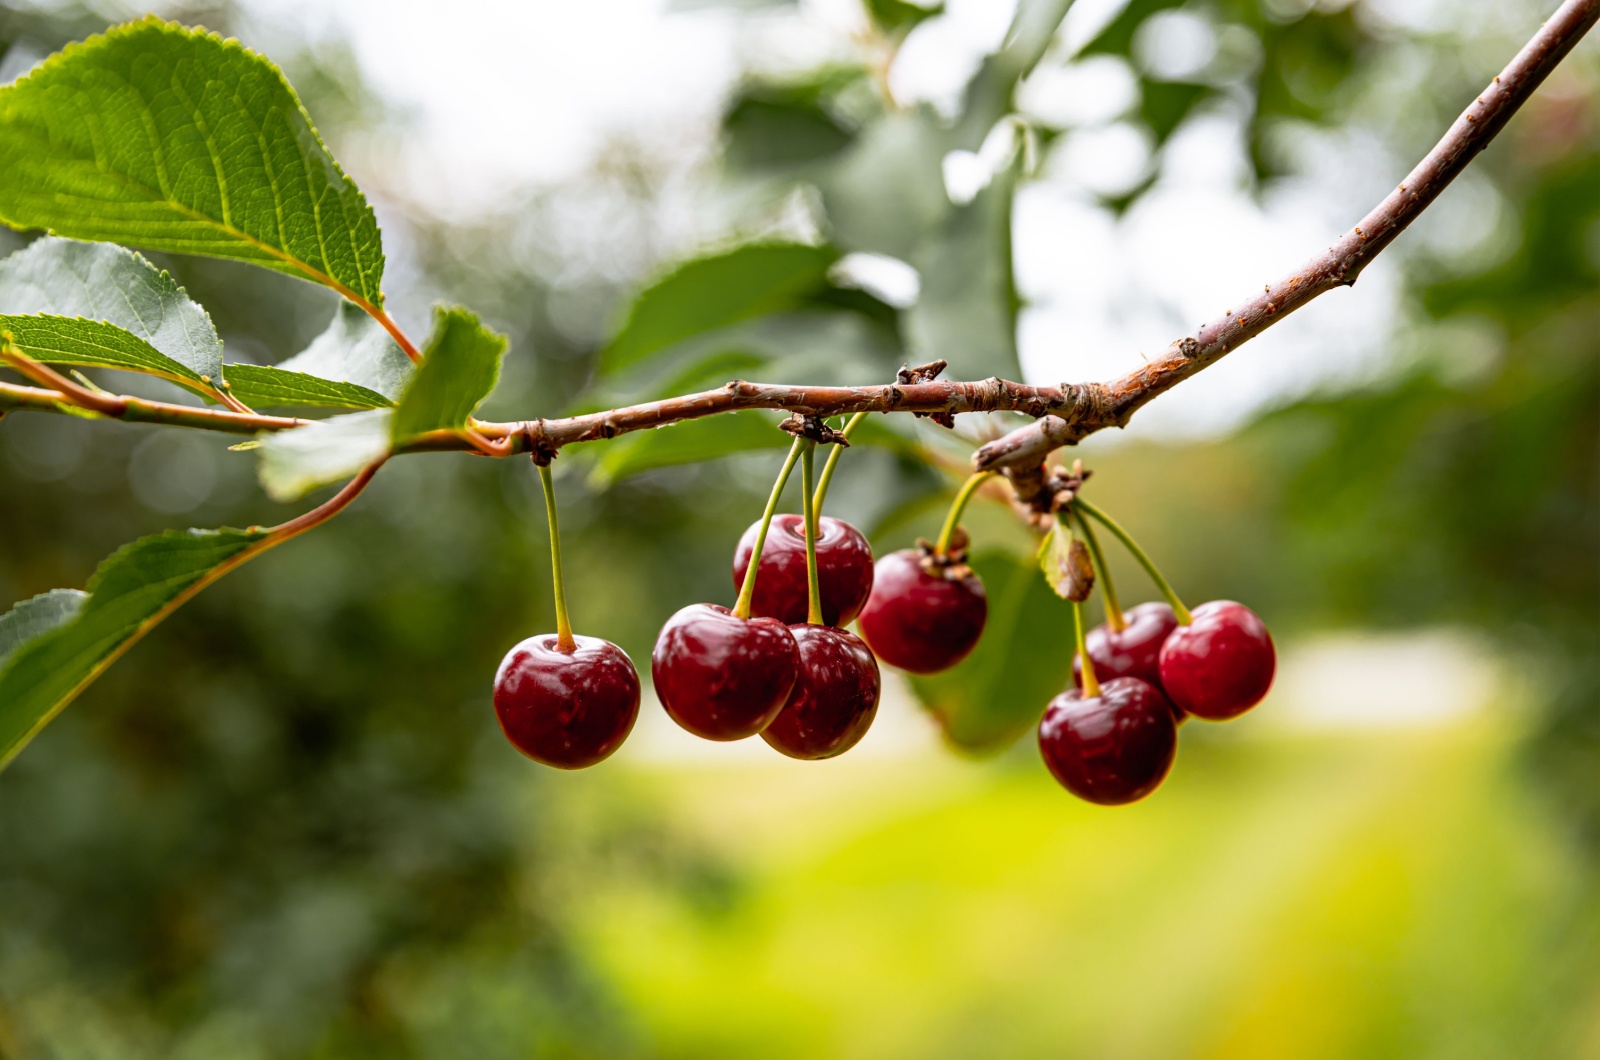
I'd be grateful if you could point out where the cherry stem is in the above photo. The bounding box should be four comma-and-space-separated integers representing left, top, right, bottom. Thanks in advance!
935, 471, 995, 556
1071, 510, 1125, 632
1073, 598, 1102, 699
800, 442, 823, 626
733, 436, 806, 620
811, 411, 867, 514
537, 462, 576, 652
1073, 498, 1193, 625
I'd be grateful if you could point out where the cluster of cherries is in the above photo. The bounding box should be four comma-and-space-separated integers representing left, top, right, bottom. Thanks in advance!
492, 438, 1275, 807
491, 439, 986, 771
1043, 591, 1275, 806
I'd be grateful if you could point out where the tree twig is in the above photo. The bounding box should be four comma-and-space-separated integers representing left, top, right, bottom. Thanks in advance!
0, 372, 1078, 451
971, 0, 1600, 487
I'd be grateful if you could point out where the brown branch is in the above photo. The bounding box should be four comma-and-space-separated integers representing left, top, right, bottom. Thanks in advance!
971, 0, 1600, 484
0, 379, 308, 434
453, 377, 1078, 457
1, 372, 1077, 452
1, 1, 1592, 477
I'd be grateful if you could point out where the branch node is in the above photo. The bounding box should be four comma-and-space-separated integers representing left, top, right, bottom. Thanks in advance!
780, 413, 850, 446
523, 420, 558, 466
897, 360, 955, 428
896, 360, 947, 385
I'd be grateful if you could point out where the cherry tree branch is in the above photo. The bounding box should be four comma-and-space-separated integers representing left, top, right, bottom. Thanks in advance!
972, 0, 1599, 485
0, 371, 1075, 452
1, 0, 1591, 480
0, 377, 309, 434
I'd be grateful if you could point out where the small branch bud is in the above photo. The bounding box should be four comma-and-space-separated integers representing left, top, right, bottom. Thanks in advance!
780, 413, 851, 446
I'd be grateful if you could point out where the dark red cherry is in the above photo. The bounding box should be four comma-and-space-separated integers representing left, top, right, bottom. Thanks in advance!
1038, 677, 1178, 805
1157, 601, 1276, 720
732, 514, 874, 627
493, 634, 640, 769
1072, 602, 1184, 721
761, 625, 880, 760
856, 549, 986, 674
652, 603, 800, 741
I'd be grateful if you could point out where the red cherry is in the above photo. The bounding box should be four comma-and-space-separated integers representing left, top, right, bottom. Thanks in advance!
732, 514, 874, 627
1038, 677, 1177, 805
856, 549, 986, 674
1072, 602, 1185, 721
1157, 601, 1276, 720
493, 634, 640, 769
651, 603, 800, 741
761, 625, 880, 760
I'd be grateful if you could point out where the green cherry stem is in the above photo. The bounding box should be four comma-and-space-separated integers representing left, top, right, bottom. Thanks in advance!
801, 441, 823, 626
732, 436, 806, 620
1071, 509, 1125, 632
811, 411, 867, 514
537, 462, 576, 652
1073, 498, 1193, 625
1073, 597, 1102, 699
935, 471, 996, 556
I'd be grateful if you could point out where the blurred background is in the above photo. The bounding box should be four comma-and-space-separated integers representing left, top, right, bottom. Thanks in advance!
0, 0, 1597, 1055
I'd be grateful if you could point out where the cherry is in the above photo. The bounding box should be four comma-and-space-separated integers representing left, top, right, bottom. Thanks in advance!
1157, 600, 1276, 720
762, 625, 881, 760
857, 549, 987, 674
652, 603, 800, 741
1038, 677, 1178, 805
732, 514, 874, 627
493, 634, 640, 769
1072, 602, 1183, 717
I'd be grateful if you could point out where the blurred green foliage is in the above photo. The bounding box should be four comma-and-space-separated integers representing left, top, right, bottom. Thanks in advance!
0, 0, 1596, 1056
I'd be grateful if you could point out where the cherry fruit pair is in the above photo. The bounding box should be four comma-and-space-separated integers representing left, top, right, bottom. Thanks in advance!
1042, 598, 1276, 805
650, 599, 880, 760
1037, 500, 1276, 806
1072, 600, 1276, 720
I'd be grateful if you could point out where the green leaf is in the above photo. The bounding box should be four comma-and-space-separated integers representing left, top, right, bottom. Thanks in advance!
723, 68, 867, 173
906, 160, 1021, 380
221, 364, 391, 410
390, 307, 506, 442
590, 411, 789, 484
865, 0, 944, 34
1141, 81, 1210, 144
225, 301, 411, 410
0, 237, 223, 381
907, 550, 1073, 753
958, 0, 1074, 144
0, 18, 385, 305
1, 313, 210, 393
0, 528, 266, 771
0, 589, 87, 669
274, 301, 413, 403
257, 409, 390, 502
603, 244, 842, 373
1037, 520, 1094, 601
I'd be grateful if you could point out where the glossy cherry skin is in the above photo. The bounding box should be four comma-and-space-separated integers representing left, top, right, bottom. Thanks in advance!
1073, 602, 1184, 722
856, 549, 987, 674
1158, 600, 1276, 720
1038, 677, 1178, 805
493, 634, 640, 769
652, 603, 800, 741
761, 625, 881, 760
732, 514, 875, 627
